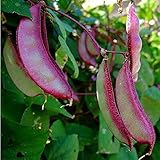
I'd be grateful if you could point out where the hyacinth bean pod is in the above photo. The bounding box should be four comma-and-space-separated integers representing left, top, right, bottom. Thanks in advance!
96, 59, 132, 148
115, 60, 155, 155
85, 27, 99, 56
17, 4, 75, 100
78, 31, 96, 67
3, 37, 43, 97
126, 3, 142, 82
41, 10, 79, 102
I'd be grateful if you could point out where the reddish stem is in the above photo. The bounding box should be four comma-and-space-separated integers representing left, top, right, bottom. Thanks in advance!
76, 92, 96, 96
105, 50, 127, 56
25, 0, 35, 5
46, 6, 101, 51
26, 0, 101, 51
26, 0, 127, 58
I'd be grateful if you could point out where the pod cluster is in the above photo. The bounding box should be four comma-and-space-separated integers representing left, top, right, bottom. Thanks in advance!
3, 1, 155, 157
96, 59, 132, 149
97, 59, 155, 156
96, 2, 155, 157
4, 4, 77, 101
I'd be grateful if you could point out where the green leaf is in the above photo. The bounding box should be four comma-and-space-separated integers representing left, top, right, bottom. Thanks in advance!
58, 36, 79, 78
138, 58, 154, 86
151, 137, 160, 160
57, 0, 72, 10
85, 95, 99, 117
136, 58, 155, 96
2, 118, 49, 160
45, 96, 74, 119
73, 68, 91, 82
55, 46, 68, 69
135, 75, 148, 97
140, 27, 151, 37
44, 134, 79, 160
156, 120, 160, 133
2, 0, 31, 18
20, 106, 50, 130
30, 95, 74, 119
141, 86, 160, 125
79, 150, 105, 160
98, 113, 120, 154
63, 21, 73, 33
65, 123, 95, 151
50, 120, 66, 140
47, 9, 66, 39
154, 68, 160, 84
67, 37, 79, 59
108, 147, 138, 160
2, 90, 26, 122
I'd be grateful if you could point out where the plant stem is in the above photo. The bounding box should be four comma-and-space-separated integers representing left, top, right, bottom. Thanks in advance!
26, 0, 127, 57
26, 0, 35, 5
26, 0, 101, 51
105, 50, 127, 55
76, 93, 96, 96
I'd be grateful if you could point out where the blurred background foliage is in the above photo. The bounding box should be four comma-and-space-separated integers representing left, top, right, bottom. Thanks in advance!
1, 0, 160, 159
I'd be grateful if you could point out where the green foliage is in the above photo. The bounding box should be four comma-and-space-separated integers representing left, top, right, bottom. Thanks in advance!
135, 58, 154, 96
50, 120, 66, 139
2, 0, 31, 18
58, 36, 79, 78
85, 95, 99, 117
65, 123, 95, 151
48, 9, 67, 39
2, 118, 49, 160
98, 113, 120, 154
108, 147, 138, 160
31, 95, 74, 119
20, 106, 50, 130
141, 86, 160, 125
2, 0, 160, 160
138, 59, 154, 87
44, 135, 79, 160
57, 0, 72, 10
55, 46, 68, 69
